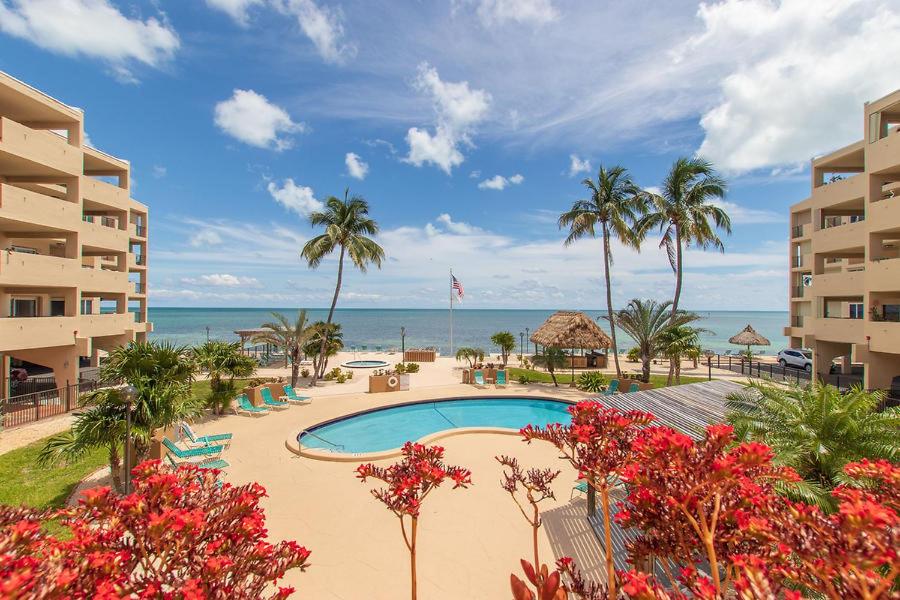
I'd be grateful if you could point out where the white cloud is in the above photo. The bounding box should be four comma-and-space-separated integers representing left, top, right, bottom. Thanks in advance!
267, 178, 323, 216
435, 213, 483, 235
0, 0, 179, 81
469, 0, 559, 26
568, 154, 591, 176
273, 0, 356, 63
205, 0, 264, 25
152, 165, 167, 178
181, 273, 262, 287
712, 199, 783, 225
214, 89, 304, 150
405, 63, 491, 174
478, 173, 524, 190
189, 230, 223, 247
687, 0, 900, 172
345, 152, 369, 179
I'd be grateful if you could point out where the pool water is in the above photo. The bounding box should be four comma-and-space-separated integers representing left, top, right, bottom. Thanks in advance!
341, 360, 390, 368
298, 397, 572, 453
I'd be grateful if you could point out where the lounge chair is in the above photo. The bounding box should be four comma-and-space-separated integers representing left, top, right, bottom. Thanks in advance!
375, 345, 383, 353
181, 422, 232, 449
495, 370, 507, 388
235, 393, 268, 416
723, 350, 732, 356
166, 452, 229, 471
570, 479, 590, 499
162, 437, 224, 461
473, 369, 487, 387
627, 382, 640, 393
602, 379, 620, 395
260, 387, 290, 410
281, 384, 311, 404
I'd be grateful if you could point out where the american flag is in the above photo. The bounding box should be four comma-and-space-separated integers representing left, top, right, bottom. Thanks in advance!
452, 275, 464, 301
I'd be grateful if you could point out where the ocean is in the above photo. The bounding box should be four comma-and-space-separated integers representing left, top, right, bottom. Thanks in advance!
148, 308, 791, 356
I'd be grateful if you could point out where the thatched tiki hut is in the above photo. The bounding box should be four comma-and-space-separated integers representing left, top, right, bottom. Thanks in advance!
530, 311, 612, 377
728, 324, 771, 356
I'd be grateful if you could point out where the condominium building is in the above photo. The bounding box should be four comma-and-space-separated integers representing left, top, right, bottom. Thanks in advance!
0, 71, 151, 397
786, 88, 900, 391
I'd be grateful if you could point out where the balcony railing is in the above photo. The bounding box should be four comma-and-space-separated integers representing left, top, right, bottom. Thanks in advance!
135, 225, 146, 237
791, 315, 804, 327
131, 312, 145, 323
133, 282, 144, 294
134, 255, 146, 266
791, 225, 804, 238
792, 286, 804, 298
792, 256, 804, 267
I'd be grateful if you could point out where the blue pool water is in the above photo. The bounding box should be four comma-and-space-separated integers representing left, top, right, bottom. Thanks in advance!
341, 360, 390, 368
298, 397, 573, 453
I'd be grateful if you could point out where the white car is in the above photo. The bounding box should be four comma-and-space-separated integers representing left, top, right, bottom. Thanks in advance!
778, 349, 812, 372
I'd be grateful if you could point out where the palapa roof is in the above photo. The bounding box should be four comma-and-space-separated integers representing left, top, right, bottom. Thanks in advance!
529, 311, 612, 350
728, 324, 770, 346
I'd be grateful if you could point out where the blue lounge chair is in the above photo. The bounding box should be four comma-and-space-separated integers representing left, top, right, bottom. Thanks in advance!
627, 382, 640, 393
603, 379, 620, 395
281, 384, 311, 404
166, 452, 229, 471
163, 437, 224, 460
570, 479, 589, 499
495, 370, 507, 388
473, 369, 487, 387
181, 422, 232, 448
260, 387, 289, 410
375, 345, 383, 353
235, 393, 268, 416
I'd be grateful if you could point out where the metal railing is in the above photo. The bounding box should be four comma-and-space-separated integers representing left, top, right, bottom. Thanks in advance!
792, 286, 804, 298
791, 225, 804, 238
134, 255, 146, 265
792, 255, 803, 267
135, 225, 146, 237
791, 315, 804, 327
1, 380, 100, 428
708, 356, 863, 391
133, 282, 144, 294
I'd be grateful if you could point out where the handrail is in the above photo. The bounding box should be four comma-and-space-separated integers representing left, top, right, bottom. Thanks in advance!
298, 429, 345, 452
432, 403, 457, 428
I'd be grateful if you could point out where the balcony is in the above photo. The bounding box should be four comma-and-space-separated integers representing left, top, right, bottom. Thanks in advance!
82, 177, 129, 211
0, 251, 81, 287
868, 257, 900, 292
78, 312, 135, 337
0, 117, 82, 176
0, 184, 81, 231
129, 254, 146, 268
791, 255, 808, 268
812, 220, 867, 254
81, 219, 127, 252
81, 266, 129, 294
813, 317, 866, 345
791, 286, 805, 299
791, 224, 808, 239
868, 195, 900, 233
867, 320, 900, 354
867, 129, 900, 174
811, 173, 865, 208
129, 222, 147, 239
811, 268, 866, 297
0, 316, 77, 352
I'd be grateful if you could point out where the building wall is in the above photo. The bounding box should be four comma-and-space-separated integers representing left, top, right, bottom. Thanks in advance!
0, 70, 151, 396
785, 89, 900, 390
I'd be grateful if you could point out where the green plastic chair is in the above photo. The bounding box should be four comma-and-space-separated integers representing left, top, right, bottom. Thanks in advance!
627, 382, 640, 393
603, 379, 620, 395
166, 453, 229, 470
162, 437, 223, 460
236, 394, 268, 415
281, 384, 311, 404
495, 370, 507, 387
570, 479, 589, 499
260, 387, 289, 409
181, 422, 232, 448
473, 370, 486, 386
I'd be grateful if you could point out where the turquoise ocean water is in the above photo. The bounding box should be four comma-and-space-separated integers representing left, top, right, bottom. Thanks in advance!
148, 308, 790, 355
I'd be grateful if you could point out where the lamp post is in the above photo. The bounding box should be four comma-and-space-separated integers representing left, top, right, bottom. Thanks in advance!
519, 332, 524, 362
400, 326, 406, 359
120, 384, 137, 495
525, 327, 530, 355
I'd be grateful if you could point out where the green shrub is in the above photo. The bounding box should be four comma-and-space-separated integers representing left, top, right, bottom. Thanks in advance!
336, 373, 347, 384
576, 371, 608, 393
626, 347, 641, 363
404, 362, 420, 373
517, 375, 529, 385
345, 370, 353, 379
394, 363, 406, 374
323, 372, 335, 381
300, 368, 310, 378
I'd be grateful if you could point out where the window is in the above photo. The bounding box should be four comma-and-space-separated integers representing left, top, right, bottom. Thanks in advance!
10, 298, 38, 317
884, 304, 900, 322
50, 299, 65, 317
11, 245, 38, 255
80, 299, 93, 315
849, 303, 864, 319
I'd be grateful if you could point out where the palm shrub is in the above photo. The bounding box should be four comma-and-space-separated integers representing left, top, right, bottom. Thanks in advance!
490, 331, 516, 366
657, 325, 706, 385
252, 311, 313, 388
612, 299, 700, 382
192, 340, 256, 414
302, 322, 344, 377
626, 347, 641, 363
726, 381, 900, 509
576, 371, 608, 393
455, 347, 484, 368
542, 347, 568, 387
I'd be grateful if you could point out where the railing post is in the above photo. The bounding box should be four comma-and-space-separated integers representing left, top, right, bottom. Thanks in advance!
33, 390, 39, 422
65, 383, 71, 411
707, 357, 712, 381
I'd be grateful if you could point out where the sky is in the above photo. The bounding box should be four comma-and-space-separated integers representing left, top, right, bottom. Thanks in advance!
2, 0, 899, 311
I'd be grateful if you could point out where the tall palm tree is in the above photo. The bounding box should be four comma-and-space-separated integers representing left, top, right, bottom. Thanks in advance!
252, 311, 313, 388
301, 190, 384, 383
726, 381, 899, 509
611, 299, 700, 383
559, 165, 646, 378
635, 157, 730, 321
192, 341, 257, 413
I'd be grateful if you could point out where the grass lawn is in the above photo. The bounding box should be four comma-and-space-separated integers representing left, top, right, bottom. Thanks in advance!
189, 378, 254, 404
507, 368, 707, 388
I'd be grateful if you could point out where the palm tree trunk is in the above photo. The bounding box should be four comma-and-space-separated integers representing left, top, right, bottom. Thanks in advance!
109, 444, 123, 494
314, 245, 346, 384
641, 351, 651, 383
291, 348, 299, 388
603, 226, 622, 378
671, 224, 684, 322
667, 357, 675, 386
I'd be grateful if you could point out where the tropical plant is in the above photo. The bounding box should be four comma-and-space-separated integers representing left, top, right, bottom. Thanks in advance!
252, 311, 313, 388
301, 190, 384, 382
192, 340, 256, 413
454, 347, 484, 368
517, 374, 529, 385
542, 347, 568, 387
611, 299, 700, 382
0, 460, 311, 597
356, 443, 471, 600
302, 322, 344, 377
300, 368, 310, 379
656, 325, 706, 385
626, 347, 641, 363
576, 371, 608, 393
490, 331, 517, 367
725, 381, 900, 508
559, 165, 647, 378
39, 342, 203, 491
635, 157, 730, 320
404, 362, 420, 373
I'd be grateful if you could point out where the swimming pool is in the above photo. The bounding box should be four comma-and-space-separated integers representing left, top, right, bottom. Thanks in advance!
341, 360, 390, 368
297, 397, 573, 454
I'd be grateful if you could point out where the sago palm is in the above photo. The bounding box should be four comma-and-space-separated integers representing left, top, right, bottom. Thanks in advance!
656, 325, 706, 385
253, 311, 313, 388
192, 341, 256, 413
303, 322, 344, 376
559, 165, 646, 378
726, 381, 900, 509
611, 299, 700, 383
635, 157, 730, 320
301, 190, 384, 383
454, 347, 484, 369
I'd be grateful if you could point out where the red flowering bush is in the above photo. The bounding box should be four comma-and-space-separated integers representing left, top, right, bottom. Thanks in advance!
521, 401, 652, 597
357, 442, 471, 600
0, 460, 310, 599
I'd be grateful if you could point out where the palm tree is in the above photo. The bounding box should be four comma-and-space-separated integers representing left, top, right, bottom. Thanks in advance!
635, 157, 730, 321
39, 341, 203, 491
726, 382, 899, 509
559, 165, 646, 378
541, 347, 568, 387
252, 311, 313, 388
656, 325, 706, 385
301, 190, 384, 383
611, 299, 700, 383
454, 347, 484, 369
303, 322, 344, 377
192, 341, 257, 413
490, 331, 516, 367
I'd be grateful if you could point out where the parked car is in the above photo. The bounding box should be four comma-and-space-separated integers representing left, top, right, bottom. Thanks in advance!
777, 349, 812, 372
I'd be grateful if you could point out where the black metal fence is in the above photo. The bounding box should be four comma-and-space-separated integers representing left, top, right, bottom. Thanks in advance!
708, 355, 863, 390
1, 380, 100, 428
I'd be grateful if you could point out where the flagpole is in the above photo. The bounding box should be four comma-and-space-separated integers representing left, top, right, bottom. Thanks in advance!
449, 268, 454, 357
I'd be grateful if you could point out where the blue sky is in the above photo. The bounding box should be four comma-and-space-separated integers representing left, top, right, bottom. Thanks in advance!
2, 0, 898, 310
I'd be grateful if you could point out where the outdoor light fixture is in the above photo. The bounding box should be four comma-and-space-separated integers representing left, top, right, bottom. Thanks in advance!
120, 384, 138, 494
